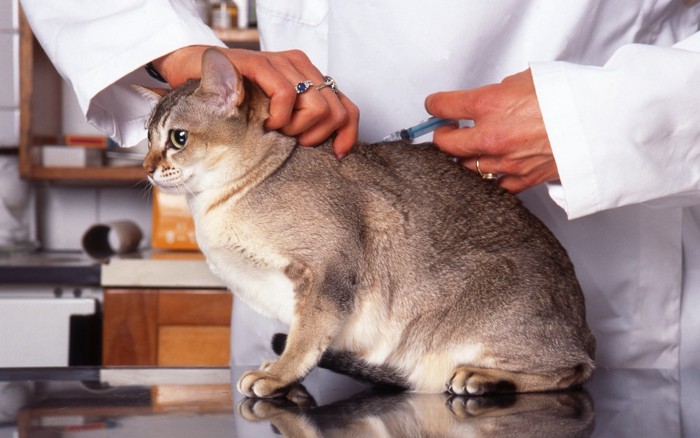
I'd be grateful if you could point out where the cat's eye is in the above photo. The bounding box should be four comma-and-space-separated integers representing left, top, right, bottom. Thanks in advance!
169, 129, 188, 150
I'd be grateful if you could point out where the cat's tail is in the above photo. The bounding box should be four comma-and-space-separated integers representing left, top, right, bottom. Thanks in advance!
271, 333, 409, 390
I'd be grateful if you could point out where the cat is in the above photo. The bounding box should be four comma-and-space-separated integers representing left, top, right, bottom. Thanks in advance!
138, 48, 595, 398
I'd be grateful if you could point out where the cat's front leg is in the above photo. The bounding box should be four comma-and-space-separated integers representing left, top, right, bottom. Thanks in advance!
237, 263, 353, 398
237, 304, 343, 398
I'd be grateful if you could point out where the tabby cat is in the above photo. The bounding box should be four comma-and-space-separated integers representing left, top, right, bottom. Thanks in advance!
138, 48, 595, 398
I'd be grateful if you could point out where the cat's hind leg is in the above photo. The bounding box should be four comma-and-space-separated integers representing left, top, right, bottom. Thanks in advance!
447, 364, 592, 395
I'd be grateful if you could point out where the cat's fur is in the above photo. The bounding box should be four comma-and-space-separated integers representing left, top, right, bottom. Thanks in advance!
140, 48, 595, 398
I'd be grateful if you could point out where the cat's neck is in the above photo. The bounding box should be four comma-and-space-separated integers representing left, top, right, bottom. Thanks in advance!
188, 130, 297, 216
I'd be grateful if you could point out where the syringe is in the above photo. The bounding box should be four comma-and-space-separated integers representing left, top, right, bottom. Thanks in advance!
382, 117, 455, 142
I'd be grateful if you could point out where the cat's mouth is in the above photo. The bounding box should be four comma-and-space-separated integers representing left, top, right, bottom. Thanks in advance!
148, 175, 191, 194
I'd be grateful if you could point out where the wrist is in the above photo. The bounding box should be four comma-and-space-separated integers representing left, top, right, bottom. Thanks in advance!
152, 45, 209, 87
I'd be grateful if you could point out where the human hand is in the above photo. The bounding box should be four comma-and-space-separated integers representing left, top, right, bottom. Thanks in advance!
152, 45, 358, 158
424, 69, 558, 193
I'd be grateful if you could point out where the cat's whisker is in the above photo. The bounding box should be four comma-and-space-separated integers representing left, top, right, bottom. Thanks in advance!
181, 182, 200, 203
136, 179, 154, 202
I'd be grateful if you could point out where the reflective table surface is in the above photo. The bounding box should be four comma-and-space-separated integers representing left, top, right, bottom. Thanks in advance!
1, 366, 698, 437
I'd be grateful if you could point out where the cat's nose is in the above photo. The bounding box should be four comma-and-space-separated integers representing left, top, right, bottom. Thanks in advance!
143, 162, 156, 175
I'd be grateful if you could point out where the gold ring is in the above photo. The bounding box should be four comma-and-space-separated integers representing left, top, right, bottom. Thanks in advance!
475, 155, 498, 180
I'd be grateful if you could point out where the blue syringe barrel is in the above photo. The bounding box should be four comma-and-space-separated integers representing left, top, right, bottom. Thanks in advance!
404, 117, 454, 140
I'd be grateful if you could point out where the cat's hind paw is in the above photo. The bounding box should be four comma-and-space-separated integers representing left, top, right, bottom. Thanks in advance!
237, 369, 293, 398
447, 367, 516, 396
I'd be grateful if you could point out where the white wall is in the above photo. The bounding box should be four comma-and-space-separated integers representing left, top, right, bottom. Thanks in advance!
0, 0, 19, 148
0, 0, 152, 252
35, 185, 152, 251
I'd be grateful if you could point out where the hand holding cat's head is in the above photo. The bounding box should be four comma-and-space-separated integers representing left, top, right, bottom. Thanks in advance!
136, 48, 290, 197
133, 48, 245, 117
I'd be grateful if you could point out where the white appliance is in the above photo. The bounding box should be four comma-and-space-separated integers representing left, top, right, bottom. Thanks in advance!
0, 287, 98, 367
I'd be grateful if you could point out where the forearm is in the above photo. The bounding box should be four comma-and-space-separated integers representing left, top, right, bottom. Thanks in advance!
21, 0, 358, 152
20, 0, 223, 145
532, 33, 700, 219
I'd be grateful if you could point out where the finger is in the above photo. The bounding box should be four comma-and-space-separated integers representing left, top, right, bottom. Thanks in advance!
282, 89, 333, 138
460, 155, 500, 179
231, 52, 298, 130
266, 85, 298, 130
497, 175, 531, 194
233, 50, 332, 132
330, 94, 360, 158
459, 156, 479, 176
432, 124, 484, 158
463, 154, 516, 178
279, 50, 348, 139
224, 49, 357, 151
425, 86, 497, 120
267, 59, 349, 148
265, 53, 331, 133
496, 158, 560, 193
426, 90, 471, 120
294, 92, 357, 150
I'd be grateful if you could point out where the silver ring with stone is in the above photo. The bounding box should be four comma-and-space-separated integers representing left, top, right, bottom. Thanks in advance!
315, 76, 339, 94
295, 80, 313, 94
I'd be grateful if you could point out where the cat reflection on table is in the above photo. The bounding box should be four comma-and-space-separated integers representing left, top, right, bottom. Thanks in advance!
238, 383, 594, 438
137, 48, 595, 399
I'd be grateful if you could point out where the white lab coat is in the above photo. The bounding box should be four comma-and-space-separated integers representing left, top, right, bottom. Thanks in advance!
21, 0, 700, 369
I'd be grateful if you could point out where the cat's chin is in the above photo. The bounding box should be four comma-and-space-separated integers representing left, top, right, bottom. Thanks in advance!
157, 187, 185, 194
157, 186, 186, 195
149, 181, 187, 195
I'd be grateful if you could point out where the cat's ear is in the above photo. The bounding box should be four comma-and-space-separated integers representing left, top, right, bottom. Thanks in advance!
131, 84, 169, 105
198, 48, 245, 111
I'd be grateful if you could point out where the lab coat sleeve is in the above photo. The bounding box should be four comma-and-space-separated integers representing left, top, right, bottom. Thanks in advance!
20, 0, 225, 147
530, 31, 700, 220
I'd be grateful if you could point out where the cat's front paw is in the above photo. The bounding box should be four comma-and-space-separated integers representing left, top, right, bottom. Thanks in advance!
259, 359, 277, 372
237, 369, 291, 398
238, 397, 286, 421
237, 384, 315, 421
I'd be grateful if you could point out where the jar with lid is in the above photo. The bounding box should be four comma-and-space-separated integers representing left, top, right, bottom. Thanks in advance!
210, 0, 238, 30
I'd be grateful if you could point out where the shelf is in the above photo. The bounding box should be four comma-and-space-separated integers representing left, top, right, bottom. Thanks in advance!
18, 8, 148, 184
214, 27, 259, 45
24, 166, 146, 182
18, 5, 259, 183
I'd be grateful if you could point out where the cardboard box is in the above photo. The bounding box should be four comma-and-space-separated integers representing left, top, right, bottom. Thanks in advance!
41, 145, 103, 167
151, 189, 199, 250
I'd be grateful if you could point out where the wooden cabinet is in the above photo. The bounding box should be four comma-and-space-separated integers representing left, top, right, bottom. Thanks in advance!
103, 289, 232, 366
18, 7, 259, 182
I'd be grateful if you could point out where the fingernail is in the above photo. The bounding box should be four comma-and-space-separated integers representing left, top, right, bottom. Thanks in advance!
424, 94, 435, 111
336, 153, 347, 161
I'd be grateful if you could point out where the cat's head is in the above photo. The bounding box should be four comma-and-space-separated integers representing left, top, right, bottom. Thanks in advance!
136, 48, 284, 195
